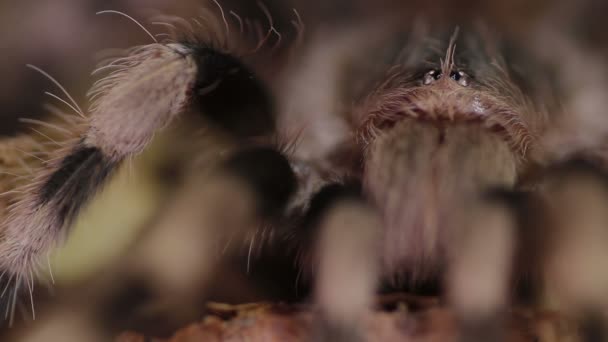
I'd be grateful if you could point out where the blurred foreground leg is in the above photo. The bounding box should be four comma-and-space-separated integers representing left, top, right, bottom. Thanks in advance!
310, 186, 381, 342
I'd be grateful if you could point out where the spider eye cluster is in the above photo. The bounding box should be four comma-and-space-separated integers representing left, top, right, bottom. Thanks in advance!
423, 69, 470, 87
451, 70, 470, 86
422, 69, 441, 85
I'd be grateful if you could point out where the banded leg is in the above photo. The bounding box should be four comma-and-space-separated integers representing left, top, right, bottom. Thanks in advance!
0, 36, 275, 298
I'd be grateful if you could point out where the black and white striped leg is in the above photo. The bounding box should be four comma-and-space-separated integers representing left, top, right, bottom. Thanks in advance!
0, 40, 275, 302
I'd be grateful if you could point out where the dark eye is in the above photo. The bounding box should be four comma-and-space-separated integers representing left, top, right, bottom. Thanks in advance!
450, 70, 470, 87
423, 69, 442, 85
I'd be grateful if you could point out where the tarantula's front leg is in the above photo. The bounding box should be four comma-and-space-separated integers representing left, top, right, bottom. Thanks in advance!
0, 40, 274, 291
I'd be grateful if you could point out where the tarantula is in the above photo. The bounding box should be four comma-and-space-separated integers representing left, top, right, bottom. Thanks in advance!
2, 0, 608, 340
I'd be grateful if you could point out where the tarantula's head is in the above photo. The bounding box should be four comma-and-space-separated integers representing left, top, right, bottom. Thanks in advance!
357, 33, 541, 164
352, 28, 549, 283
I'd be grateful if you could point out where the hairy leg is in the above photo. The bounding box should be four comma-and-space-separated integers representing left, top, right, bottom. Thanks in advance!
0, 21, 275, 312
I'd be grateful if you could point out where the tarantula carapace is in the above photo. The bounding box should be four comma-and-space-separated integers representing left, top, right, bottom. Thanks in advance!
2, 0, 608, 340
